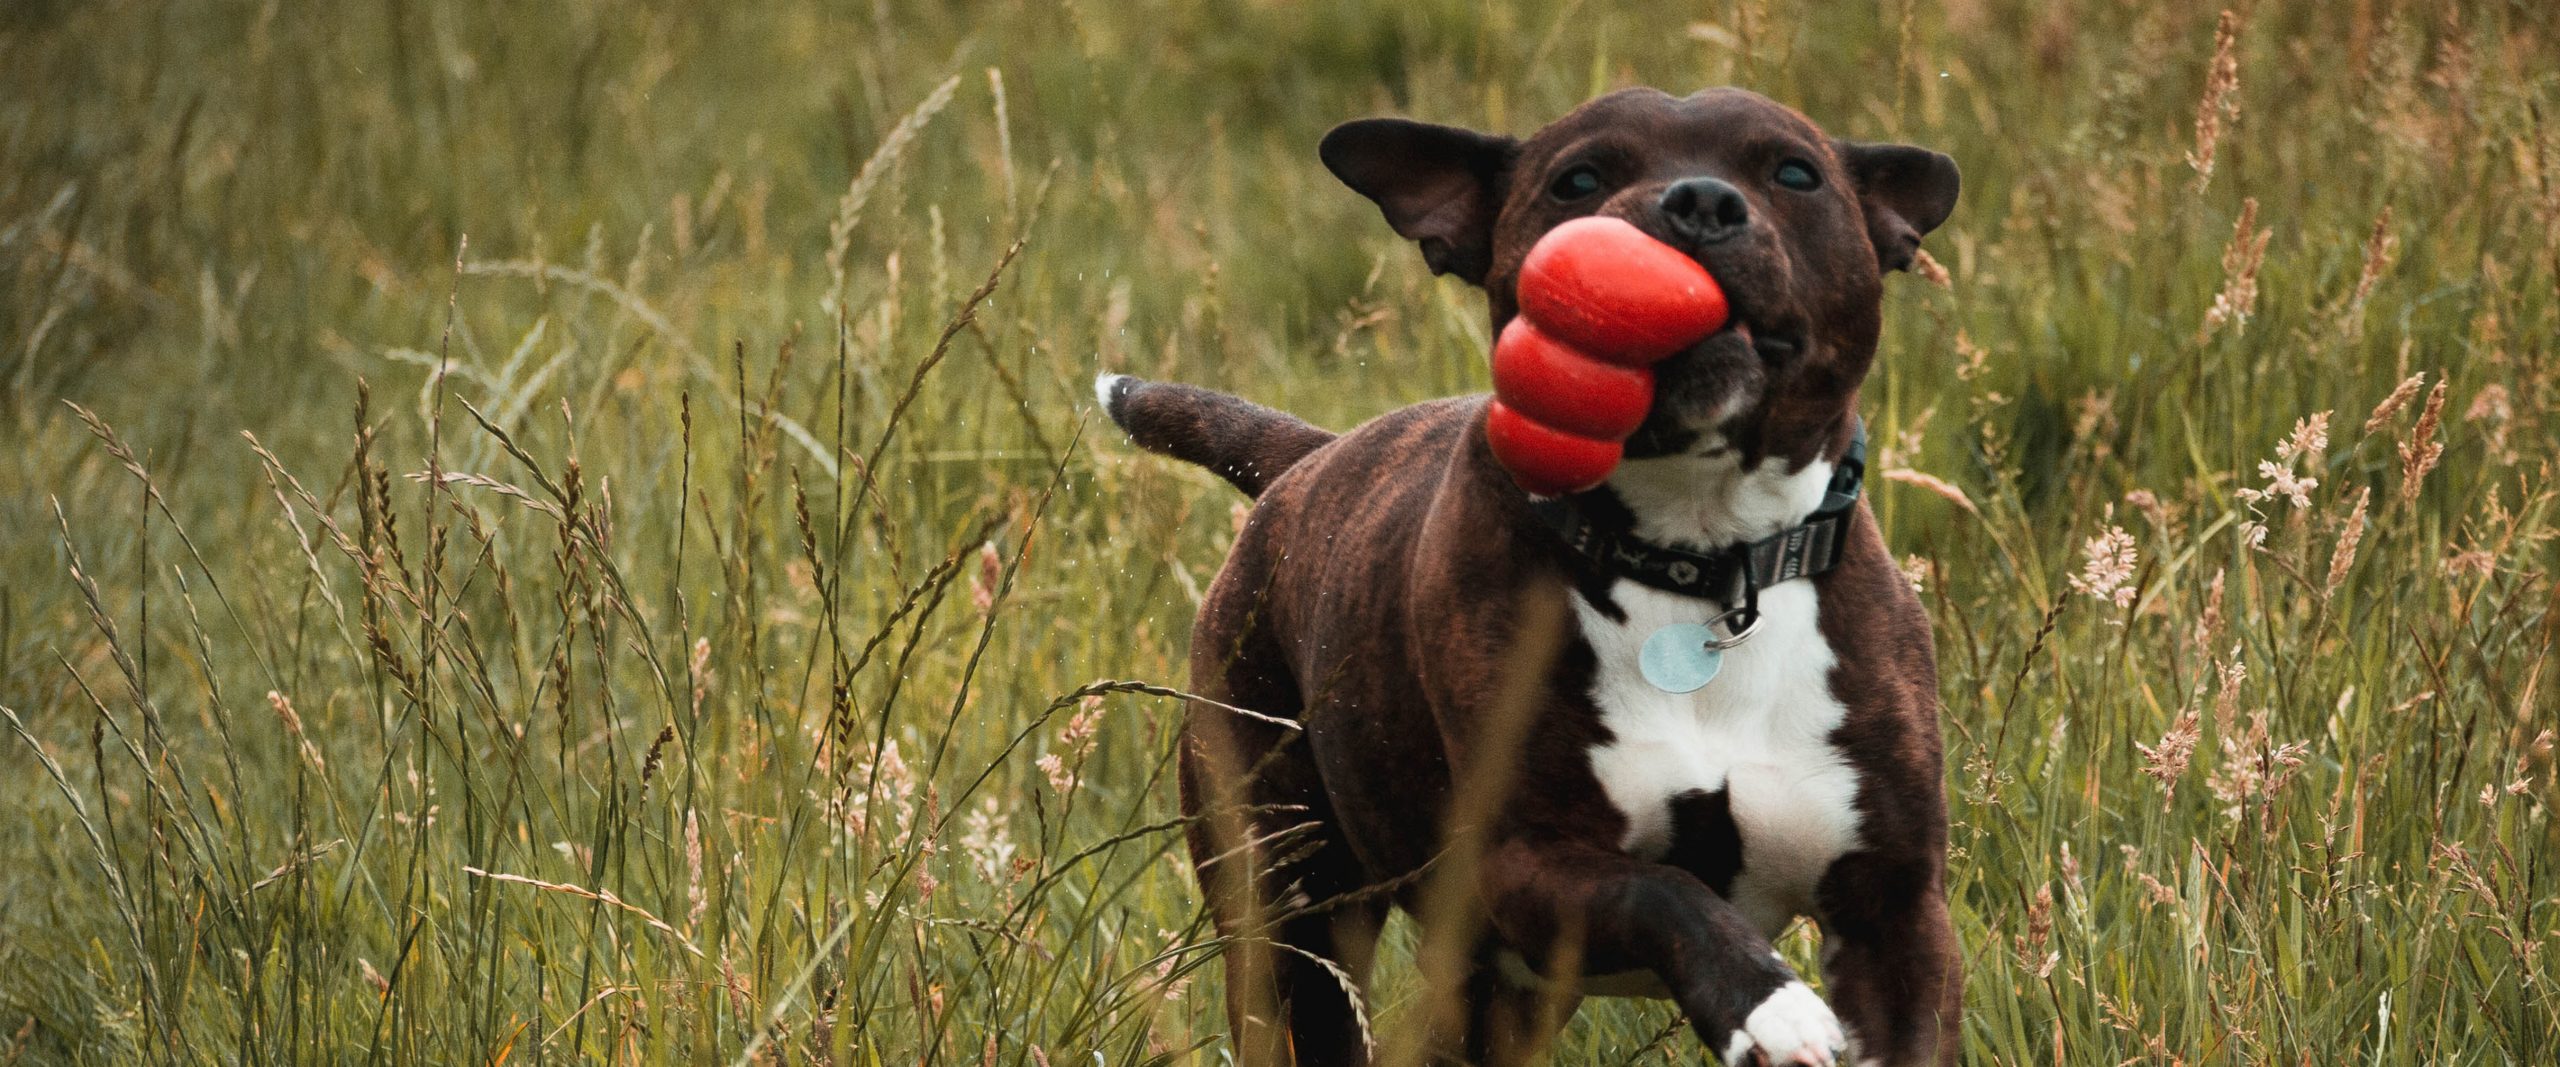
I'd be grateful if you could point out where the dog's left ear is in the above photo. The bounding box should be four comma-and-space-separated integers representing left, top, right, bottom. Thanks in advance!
1835, 141, 1961, 273
1320, 118, 1521, 285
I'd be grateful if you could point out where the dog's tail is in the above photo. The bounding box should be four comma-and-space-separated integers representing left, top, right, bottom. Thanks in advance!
1094, 374, 1336, 498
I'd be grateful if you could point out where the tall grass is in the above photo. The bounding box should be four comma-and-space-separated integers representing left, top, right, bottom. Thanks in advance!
2, 0, 2554, 1062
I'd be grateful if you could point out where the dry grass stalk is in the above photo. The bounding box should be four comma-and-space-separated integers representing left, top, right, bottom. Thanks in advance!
464, 867, 704, 957
2188, 9, 2245, 192
266, 690, 325, 772
2200, 197, 2272, 342
2465, 383, 2514, 464
2139, 711, 2202, 812
1954, 330, 1990, 381
2325, 488, 2371, 600
823, 73, 963, 314
2016, 883, 2058, 978
684, 808, 707, 934
2397, 380, 2447, 508
2068, 520, 2139, 610
1884, 467, 1981, 514
2343, 206, 2398, 341
2364, 372, 2428, 432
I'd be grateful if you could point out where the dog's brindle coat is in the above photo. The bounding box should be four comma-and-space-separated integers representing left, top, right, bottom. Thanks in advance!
1102, 88, 1961, 1066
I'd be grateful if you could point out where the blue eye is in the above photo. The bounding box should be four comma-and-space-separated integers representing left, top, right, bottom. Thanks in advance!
1773, 159, 1821, 191
1548, 164, 1604, 201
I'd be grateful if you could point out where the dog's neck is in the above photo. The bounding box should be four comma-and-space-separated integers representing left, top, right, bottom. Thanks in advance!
1600, 434, 1837, 555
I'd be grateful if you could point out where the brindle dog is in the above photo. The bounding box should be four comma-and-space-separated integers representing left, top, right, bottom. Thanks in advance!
1099, 87, 1962, 1066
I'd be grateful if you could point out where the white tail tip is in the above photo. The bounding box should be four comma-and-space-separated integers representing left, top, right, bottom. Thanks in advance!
1093, 373, 1129, 410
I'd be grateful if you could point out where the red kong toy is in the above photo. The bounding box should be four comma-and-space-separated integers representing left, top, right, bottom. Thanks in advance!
1486, 217, 1730, 495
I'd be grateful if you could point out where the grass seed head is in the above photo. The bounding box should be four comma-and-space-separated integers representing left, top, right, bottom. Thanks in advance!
2188, 8, 2246, 192
2364, 372, 2428, 432
2200, 197, 2272, 342
2397, 380, 2448, 507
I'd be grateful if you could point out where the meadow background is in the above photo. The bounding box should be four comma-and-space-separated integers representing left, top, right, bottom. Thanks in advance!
3, 0, 2555, 1062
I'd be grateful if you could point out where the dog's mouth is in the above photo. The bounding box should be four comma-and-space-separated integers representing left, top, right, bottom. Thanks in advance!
1747, 327, 1804, 363
1618, 315, 1806, 458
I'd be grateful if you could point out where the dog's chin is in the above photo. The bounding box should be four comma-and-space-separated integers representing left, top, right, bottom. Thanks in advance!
1620, 328, 1770, 458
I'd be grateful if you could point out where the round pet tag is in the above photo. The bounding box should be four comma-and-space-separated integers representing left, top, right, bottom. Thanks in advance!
1638, 623, 1724, 694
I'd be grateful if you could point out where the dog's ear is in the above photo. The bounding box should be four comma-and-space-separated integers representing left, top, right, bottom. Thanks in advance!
1836, 141, 1960, 273
1320, 119, 1521, 285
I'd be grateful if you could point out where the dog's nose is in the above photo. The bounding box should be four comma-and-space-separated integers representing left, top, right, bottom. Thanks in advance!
1660, 177, 1751, 245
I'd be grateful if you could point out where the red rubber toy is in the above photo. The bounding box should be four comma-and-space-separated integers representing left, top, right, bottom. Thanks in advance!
1489, 318, 1654, 440
1485, 400, 1624, 497
1488, 217, 1729, 494
1519, 216, 1729, 365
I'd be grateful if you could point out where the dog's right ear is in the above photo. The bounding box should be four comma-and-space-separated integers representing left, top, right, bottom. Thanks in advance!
1320, 119, 1520, 285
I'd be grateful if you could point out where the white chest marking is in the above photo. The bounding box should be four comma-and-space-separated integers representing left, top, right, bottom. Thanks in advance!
1576, 577, 1864, 938
1606, 442, 1835, 549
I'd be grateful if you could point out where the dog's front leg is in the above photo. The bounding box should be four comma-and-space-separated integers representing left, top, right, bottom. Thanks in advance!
1817, 856, 1963, 1066
1480, 837, 1848, 1066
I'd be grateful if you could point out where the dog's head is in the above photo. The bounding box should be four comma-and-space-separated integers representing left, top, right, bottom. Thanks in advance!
1322, 87, 1957, 466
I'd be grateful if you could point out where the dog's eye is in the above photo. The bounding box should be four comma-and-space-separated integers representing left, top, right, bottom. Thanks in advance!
1547, 164, 1604, 202
1772, 159, 1822, 192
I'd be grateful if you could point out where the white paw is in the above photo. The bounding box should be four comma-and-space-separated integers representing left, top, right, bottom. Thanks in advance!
1721, 982, 1847, 1066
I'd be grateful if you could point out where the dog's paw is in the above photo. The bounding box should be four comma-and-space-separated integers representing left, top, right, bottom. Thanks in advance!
1721, 981, 1847, 1066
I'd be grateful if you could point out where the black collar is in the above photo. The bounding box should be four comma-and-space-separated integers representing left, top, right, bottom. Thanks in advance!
1532, 420, 1866, 609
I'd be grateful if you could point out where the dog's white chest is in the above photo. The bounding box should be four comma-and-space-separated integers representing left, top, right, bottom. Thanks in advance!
1574, 579, 1863, 936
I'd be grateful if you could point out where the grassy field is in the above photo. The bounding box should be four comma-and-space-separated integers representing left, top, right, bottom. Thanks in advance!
3, 0, 2556, 1062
